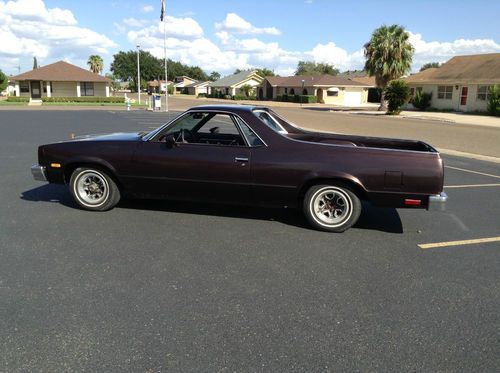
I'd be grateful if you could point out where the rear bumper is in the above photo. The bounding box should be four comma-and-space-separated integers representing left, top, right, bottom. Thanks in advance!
31, 164, 47, 181
428, 192, 448, 211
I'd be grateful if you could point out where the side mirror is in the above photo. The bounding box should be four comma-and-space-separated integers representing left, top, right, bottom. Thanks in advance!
164, 134, 177, 148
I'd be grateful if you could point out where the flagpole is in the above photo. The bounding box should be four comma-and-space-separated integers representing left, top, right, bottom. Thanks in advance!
162, 3, 168, 112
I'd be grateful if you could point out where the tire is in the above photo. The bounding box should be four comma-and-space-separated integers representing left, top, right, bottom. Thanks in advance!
303, 184, 361, 232
69, 167, 120, 211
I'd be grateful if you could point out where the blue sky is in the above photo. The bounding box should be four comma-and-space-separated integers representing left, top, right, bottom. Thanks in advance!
2, 0, 500, 76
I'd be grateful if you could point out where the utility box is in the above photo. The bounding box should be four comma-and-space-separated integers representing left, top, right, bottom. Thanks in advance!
154, 94, 161, 110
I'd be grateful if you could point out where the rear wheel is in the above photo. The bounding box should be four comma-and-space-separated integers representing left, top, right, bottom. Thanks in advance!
69, 167, 120, 211
303, 184, 361, 232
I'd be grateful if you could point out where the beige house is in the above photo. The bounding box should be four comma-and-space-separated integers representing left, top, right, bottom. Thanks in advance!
208, 70, 264, 96
262, 75, 371, 105
147, 79, 172, 93
185, 81, 210, 96
405, 53, 500, 112
173, 76, 198, 94
10, 60, 110, 100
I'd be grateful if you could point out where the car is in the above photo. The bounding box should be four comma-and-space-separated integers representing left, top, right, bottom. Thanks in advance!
31, 105, 447, 232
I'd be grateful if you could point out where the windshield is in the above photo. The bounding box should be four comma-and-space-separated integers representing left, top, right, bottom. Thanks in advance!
253, 110, 288, 134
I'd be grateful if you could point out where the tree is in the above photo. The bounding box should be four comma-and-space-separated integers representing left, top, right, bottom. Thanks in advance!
111, 50, 162, 90
384, 79, 411, 115
33, 57, 38, 69
209, 71, 221, 81
364, 24, 414, 111
487, 85, 500, 116
105, 73, 121, 91
0, 70, 8, 92
255, 68, 275, 77
87, 55, 104, 74
294, 61, 339, 76
419, 62, 441, 72
239, 84, 253, 97
412, 90, 432, 110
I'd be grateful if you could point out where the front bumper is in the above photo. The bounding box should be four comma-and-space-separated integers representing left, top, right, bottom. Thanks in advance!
428, 192, 448, 211
31, 164, 47, 181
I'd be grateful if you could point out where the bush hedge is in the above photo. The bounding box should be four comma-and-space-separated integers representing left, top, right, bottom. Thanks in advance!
6, 96, 29, 102
41, 96, 126, 103
276, 94, 317, 103
411, 90, 432, 110
488, 85, 500, 116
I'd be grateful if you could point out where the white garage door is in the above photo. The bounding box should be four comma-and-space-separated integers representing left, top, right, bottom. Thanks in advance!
343, 91, 362, 106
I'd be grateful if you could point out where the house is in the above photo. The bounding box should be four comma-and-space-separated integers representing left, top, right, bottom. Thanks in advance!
147, 79, 172, 94
405, 53, 500, 112
10, 60, 110, 100
184, 81, 210, 96
173, 76, 198, 94
338, 71, 380, 102
208, 70, 264, 96
261, 75, 371, 105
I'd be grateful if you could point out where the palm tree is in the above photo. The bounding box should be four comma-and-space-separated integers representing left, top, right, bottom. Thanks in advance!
87, 55, 104, 74
364, 25, 414, 111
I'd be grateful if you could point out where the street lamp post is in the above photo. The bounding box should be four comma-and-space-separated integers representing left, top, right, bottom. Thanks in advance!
136, 44, 141, 105
301, 79, 305, 107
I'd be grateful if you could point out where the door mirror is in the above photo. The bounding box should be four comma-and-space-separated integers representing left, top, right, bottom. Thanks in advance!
164, 134, 177, 148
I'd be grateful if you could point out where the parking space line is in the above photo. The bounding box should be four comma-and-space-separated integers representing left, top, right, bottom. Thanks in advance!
444, 183, 500, 189
445, 165, 500, 179
419, 236, 500, 250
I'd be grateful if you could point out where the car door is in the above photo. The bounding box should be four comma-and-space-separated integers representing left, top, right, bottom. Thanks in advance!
128, 112, 252, 204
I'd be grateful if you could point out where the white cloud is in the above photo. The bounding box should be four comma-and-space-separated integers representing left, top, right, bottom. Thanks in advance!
215, 13, 281, 36
123, 18, 150, 28
0, 0, 116, 74
142, 5, 153, 13
409, 32, 500, 71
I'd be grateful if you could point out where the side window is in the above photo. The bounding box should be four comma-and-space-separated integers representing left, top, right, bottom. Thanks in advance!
235, 117, 264, 146
159, 112, 246, 146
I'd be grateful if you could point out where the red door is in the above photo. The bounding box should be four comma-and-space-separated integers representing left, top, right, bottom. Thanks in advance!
460, 87, 468, 106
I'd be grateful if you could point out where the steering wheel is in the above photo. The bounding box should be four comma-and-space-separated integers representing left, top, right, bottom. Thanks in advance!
176, 128, 196, 143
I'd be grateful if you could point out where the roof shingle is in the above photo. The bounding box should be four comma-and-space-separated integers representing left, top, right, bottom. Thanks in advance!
10, 60, 110, 82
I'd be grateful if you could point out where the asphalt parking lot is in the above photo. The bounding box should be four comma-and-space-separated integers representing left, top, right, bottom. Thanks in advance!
1, 110, 499, 372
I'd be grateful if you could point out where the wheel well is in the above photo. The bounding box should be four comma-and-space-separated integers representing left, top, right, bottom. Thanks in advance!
298, 178, 368, 201
64, 163, 123, 190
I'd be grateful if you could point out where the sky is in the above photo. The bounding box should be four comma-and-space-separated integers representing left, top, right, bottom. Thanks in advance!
1, 0, 499, 77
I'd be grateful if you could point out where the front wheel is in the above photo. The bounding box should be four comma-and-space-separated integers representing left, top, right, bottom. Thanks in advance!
303, 184, 361, 232
69, 167, 120, 211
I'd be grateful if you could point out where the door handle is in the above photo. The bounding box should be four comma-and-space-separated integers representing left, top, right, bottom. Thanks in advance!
234, 157, 249, 163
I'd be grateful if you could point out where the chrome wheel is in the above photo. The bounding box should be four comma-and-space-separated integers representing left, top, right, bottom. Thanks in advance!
74, 170, 109, 207
310, 187, 353, 227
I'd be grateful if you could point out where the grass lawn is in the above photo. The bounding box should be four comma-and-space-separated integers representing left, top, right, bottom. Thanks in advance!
0, 101, 148, 107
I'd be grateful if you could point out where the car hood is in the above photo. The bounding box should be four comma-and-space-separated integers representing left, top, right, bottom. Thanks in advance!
71, 132, 144, 142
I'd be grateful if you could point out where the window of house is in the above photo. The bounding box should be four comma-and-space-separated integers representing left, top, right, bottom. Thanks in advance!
284, 88, 288, 94
290, 88, 295, 95
81, 82, 94, 96
327, 91, 338, 97
437, 85, 453, 100
477, 85, 491, 101
20, 81, 29, 93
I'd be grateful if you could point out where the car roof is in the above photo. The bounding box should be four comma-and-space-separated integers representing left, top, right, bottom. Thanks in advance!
187, 104, 268, 113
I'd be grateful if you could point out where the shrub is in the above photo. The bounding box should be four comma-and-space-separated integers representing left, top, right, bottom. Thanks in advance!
487, 85, 500, 116
233, 94, 247, 100
41, 96, 125, 103
197, 93, 207, 98
6, 96, 29, 102
384, 79, 411, 115
411, 90, 432, 110
299, 95, 317, 103
223, 95, 232, 100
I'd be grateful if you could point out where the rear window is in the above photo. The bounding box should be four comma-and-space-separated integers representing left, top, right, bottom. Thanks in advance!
253, 110, 288, 134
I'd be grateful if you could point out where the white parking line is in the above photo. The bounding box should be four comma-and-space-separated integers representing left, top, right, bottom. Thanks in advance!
445, 165, 500, 179
419, 236, 500, 250
444, 183, 500, 188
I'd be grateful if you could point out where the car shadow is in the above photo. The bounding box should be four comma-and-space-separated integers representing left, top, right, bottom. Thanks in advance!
20, 185, 403, 233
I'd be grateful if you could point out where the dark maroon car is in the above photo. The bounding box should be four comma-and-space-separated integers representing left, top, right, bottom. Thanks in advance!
31, 105, 447, 232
